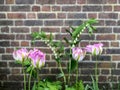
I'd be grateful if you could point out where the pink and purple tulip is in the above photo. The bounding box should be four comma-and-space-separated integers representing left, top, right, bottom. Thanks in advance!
13, 48, 28, 62
28, 49, 45, 69
72, 47, 86, 61
85, 43, 103, 56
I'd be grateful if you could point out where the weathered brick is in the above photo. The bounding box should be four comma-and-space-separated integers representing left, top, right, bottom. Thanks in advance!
0, 41, 10, 47
105, 20, 117, 26
0, 74, 7, 80
87, 0, 106, 4
11, 69, 21, 74
57, 0, 76, 4
38, 13, 56, 19
83, 6, 102, 12
3, 82, 22, 88
81, 69, 95, 75
103, 6, 112, 11
52, 6, 60, 11
68, 13, 87, 19
65, 20, 82, 26
24, 20, 43, 26
0, 20, 13, 26
15, 20, 24, 26
0, 34, 15, 40
77, 0, 86, 4
32, 41, 47, 47
6, 48, 14, 53
16, 0, 34, 4
36, 0, 55, 4
2, 55, 13, 60
6, 0, 14, 4
113, 27, 120, 33
62, 6, 81, 11
111, 42, 119, 47
1, 27, 9, 33
42, 6, 51, 11
88, 13, 97, 18
9, 62, 21, 67
32, 6, 40, 11
112, 69, 120, 75
95, 27, 112, 33
114, 6, 120, 11
117, 63, 120, 68
11, 27, 29, 33
0, 62, 7, 67
113, 55, 120, 61
9, 75, 24, 81
44, 20, 63, 26
57, 13, 66, 19
96, 34, 115, 40
0, 48, 5, 53
21, 41, 29, 46
27, 13, 36, 19
0, 14, 6, 18
0, 0, 4, 4
41, 27, 60, 32
7, 13, 26, 19
0, 6, 10, 11
117, 35, 120, 40
101, 69, 110, 75
99, 13, 118, 19
92, 55, 111, 61
0, 68, 10, 74
99, 63, 116, 68
11, 41, 19, 46
107, 0, 117, 4
12, 6, 30, 11
106, 49, 120, 54
16, 34, 26, 40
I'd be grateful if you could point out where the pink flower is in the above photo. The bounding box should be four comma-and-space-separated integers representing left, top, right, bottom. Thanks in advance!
28, 49, 45, 69
13, 48, 28, 62
85, 43, 103, 56
72, 47, 86, 62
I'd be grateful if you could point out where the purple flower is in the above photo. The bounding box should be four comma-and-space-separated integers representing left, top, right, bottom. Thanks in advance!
28, 49, 45, 69
72, 47, 86, 62
13, 48, 28, 62
85, 43, 103, 56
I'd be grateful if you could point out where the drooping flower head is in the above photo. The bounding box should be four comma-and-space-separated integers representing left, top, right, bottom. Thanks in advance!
13, 48, 28, 62
72, 47, 86, 62
85, 43, 103, 56
28, 49, 45, 69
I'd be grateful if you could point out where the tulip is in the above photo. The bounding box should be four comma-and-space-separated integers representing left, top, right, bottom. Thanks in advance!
13, 48, 28, 62
85, 43, 103, 56
28, 49, 45, 69
72, 47, 86, 61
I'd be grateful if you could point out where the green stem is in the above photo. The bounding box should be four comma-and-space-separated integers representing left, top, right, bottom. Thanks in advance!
22, 63, 26, 90
76, 60, 79, 84
59, 63, 66, 86
68, 46, 72, 85
28, 67, 33, 90
95, 56, 99, 90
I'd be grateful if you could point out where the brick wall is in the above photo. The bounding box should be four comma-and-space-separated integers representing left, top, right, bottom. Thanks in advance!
0, 0, 120, 90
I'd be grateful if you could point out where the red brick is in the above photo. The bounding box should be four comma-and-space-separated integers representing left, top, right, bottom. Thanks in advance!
111, 42, 119, 47
32, 6, 40, 11
11, 41, 19, 46
27, 13, 36, 19
7, 13, 26, 19
6, 0, 14, 4
41, 27, 60, 32
57, 0, 76, 4
21, 41, 29, 46
57, 13, 66, 19
112, 55, 120, 61
42, 6, 51, 11
103, 6, 112, 11
52, 6, 60, 11
107, 0, 117, 4
11, 69, 21, 74
6, 48, 14, 53
77, 0, 86, 4
62, 6, 81, 11
114, 6, 120, 11
99, 13, 118, 19
15, 20, 24, 26
96, 34, 116, 40
88, 13, 97, 18
36, 0, 55, 4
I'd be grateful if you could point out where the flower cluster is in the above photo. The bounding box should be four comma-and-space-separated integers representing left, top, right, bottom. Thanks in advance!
72, 43, 103, 61
13, 48, 46, 69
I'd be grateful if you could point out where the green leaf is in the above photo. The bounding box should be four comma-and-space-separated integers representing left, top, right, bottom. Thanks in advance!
26, 66, 32, 73
65, 87, 76, 90
64, 37, 69, 44
68, 59, 77, 72
66, 29, 72, 36
32, 82, 36, 90
56, 73, 64, 79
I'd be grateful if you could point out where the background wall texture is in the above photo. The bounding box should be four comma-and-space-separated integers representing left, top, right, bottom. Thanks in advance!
0, 0, 120, 90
